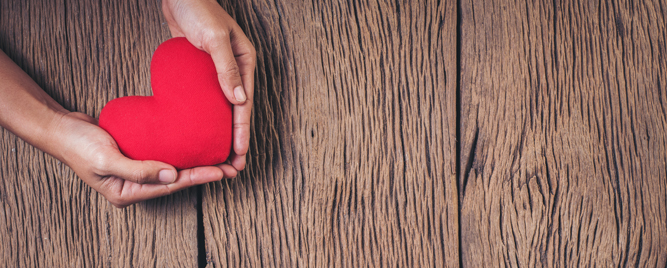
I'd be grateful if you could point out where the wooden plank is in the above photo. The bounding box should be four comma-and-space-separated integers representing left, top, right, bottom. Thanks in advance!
459, 0, 667, 266
202, 0, 459, 267
0, 0, 199, 266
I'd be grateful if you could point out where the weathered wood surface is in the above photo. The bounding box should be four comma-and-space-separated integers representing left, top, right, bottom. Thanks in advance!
203, 0, 459, 267
460, 0, 667, 266
0, 0, 199, 266
3, 0, 667, 266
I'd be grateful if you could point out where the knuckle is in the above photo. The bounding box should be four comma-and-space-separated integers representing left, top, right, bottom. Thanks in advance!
164, 186, 176, 196
233, 122, 251, 129
131, 168, 147, 184
223, 60, 241, 76
108, 195, 128, 208
203, 29, 230, 48
187, 169, 199, 185
116, 197, 130, 208
91, 155, 111, 174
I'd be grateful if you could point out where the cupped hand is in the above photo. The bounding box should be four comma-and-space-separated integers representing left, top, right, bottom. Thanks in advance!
162, 0, 256, 173
53, 112, 236, 208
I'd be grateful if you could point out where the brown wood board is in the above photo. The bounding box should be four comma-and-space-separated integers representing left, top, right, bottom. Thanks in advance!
2, 0, 667, 266
0, 0, 199, 266
459, 0, 667, 266
201, 0, 459, 267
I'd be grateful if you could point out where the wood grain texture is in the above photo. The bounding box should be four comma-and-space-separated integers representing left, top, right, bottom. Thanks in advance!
202, 0, 459, 267
0, 0, 199, 266
459, 0, 667, 266
7, 0, 662, 266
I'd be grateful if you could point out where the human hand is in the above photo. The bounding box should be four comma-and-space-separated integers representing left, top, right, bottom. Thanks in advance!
162, 0, 256, 174
52, 112, 233, 208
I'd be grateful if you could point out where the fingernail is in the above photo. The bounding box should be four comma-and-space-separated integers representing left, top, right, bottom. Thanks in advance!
159, 170, 176, 184
234, 86, 246, 102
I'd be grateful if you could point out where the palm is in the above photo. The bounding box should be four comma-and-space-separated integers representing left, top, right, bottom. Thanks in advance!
59, 112, 226, 208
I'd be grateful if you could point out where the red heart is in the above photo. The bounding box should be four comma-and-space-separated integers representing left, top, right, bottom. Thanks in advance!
99, 37, 233, 170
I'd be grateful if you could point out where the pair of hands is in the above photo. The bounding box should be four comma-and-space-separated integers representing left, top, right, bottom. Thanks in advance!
57, 0, 255, 208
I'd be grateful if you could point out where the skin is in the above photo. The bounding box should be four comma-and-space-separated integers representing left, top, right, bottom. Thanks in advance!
0, 0, 256, 208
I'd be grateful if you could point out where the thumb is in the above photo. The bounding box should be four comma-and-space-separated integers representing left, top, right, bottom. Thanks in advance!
207, 35, 247, 105
103, 153, 177, 185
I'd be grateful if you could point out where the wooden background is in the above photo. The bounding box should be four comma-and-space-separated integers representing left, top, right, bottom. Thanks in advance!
0, 0, 664, 267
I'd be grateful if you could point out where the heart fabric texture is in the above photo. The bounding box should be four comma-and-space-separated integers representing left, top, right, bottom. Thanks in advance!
99, 37, 233, 170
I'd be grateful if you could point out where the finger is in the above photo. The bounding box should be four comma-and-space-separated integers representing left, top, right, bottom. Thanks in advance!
233, 105, 251, 156
216, 163, 238, 178
229, 26, 256, 88
229, 25, 255, 159
207, 33, 247, 105
230, 152, 246, 172
102, 151, 177, 185
106, 166, 224, 208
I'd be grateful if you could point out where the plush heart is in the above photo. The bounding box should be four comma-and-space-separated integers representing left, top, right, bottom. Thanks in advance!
99, 37, 233, 170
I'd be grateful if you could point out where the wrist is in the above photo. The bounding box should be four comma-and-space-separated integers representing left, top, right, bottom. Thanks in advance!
38, 109, 71, 162
0, 94, 68, 159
